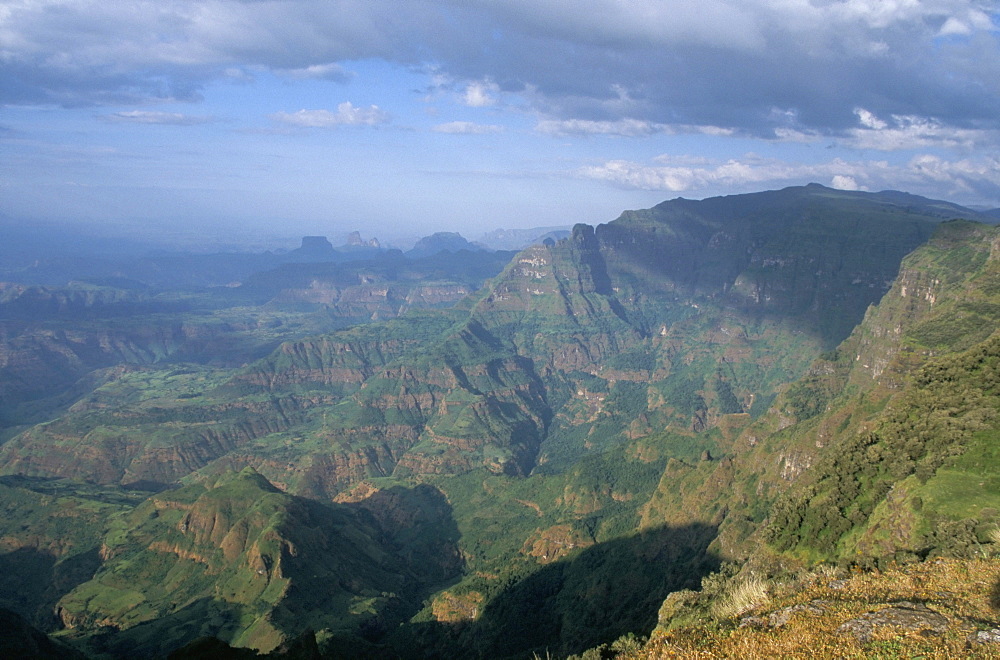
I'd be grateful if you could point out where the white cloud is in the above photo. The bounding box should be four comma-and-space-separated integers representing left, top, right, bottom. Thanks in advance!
432, 121, 503, 134
579, 151, 1000, 205
855, 108, 888, 130
939, 16, 973, 36
592, 152, 874, 192
268, 102, 390, 127
462, 81, 500, 107
845, 108, 996, 151
534, 116, 736, 138
536, 118, 670, 137
579, 154, 874, 193
831, 175, 862, 191
280, 63, 352, 81
100, 110, 215, 125
905, 154, 1000, 189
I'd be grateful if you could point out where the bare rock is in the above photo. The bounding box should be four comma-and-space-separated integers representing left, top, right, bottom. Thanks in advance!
968, 628, 1000, 646
740, 600, 829, 629
837, 601, 950, 643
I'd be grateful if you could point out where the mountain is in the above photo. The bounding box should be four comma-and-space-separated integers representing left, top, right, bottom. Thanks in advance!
634, 218, 1000, 565
622, 218, 1000, 660
54, 468, 460, 657
476, 226, 573, 251
1, 184, 997, 658
405, 232, 483, 258
7, 184, 951, 493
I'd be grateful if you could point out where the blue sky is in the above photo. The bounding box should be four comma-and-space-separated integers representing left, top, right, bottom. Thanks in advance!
3, 1, 1000, 245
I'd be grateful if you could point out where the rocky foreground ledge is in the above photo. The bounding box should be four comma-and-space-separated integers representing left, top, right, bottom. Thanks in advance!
611, 557, 1000, 659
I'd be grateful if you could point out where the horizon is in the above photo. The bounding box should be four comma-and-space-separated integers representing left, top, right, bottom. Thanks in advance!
1, 180, 997, 255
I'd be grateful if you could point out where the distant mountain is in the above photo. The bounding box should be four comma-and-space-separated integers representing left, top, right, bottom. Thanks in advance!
283, 234, 387, 264
476, 225, 573, 250
405, 231, 483, 258
286, 235, 336, 260
344, 230, 380, 249
0, 239, 514, 429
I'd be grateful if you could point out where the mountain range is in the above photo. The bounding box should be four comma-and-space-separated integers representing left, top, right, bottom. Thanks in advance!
1, 184, 999, 658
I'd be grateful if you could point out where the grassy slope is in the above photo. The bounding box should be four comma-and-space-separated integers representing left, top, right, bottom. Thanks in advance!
642, 557, 1000, 660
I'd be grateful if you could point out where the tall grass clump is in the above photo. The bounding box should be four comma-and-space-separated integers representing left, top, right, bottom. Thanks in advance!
711, 576, 770, 620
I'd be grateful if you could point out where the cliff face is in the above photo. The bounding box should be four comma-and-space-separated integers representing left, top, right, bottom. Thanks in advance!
762, 220, 1000, 562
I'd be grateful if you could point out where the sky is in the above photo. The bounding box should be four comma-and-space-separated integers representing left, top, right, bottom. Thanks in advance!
2, 0, 1000, 245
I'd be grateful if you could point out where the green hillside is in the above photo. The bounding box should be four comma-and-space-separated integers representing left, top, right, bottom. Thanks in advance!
55, 468, 460, 657
2, 185, 998, 658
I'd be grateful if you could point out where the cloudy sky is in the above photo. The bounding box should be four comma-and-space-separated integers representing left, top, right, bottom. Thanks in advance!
3, 0, 1000, 242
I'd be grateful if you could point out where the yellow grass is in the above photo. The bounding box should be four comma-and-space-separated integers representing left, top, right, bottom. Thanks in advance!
625, 558, 1000, 660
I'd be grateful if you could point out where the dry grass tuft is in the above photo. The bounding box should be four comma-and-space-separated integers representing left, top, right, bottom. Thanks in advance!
989, 526, 1000, 547
711, 576, 770, 620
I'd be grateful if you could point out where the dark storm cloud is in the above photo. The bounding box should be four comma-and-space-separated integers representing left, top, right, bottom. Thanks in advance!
2, 0, 998, 136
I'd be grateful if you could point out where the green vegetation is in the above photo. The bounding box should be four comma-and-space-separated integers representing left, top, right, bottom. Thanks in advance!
3, 185, 998, 658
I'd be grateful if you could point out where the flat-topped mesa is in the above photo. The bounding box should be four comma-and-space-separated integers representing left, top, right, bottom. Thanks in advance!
300, 235, 332, 250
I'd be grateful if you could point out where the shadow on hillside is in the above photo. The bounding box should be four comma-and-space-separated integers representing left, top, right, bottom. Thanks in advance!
394, 521, 720, 659
76, 484, 466, 659
346, 483, 465, 588
0, 546, 101, 632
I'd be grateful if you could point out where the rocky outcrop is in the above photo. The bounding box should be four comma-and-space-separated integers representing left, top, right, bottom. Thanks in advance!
836, 601, 951, 643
